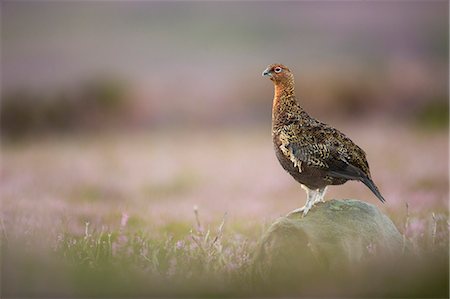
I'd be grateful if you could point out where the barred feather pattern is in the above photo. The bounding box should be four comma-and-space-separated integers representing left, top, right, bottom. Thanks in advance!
265, 63, 384, 203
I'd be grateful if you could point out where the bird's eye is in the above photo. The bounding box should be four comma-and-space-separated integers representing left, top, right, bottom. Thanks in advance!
274, 67, 282, 73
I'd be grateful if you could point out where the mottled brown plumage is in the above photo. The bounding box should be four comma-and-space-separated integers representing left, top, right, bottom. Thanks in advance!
263, 63, 385, 216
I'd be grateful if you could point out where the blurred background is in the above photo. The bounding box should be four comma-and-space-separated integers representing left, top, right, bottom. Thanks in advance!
2, 1, 448, 136
2, 0, 448, 227
1, 2, 448, 296
2, 0, 449, 223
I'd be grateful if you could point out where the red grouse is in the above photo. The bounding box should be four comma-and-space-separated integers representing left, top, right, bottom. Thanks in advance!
263, 63, 385, 216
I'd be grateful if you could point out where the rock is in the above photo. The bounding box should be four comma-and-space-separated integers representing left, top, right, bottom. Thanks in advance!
253, 199, 403, 280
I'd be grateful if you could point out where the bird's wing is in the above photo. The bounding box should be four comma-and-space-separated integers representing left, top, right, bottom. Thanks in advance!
279, 122, 369, 177
286, 138, 385, 203
288, 141, 347, 170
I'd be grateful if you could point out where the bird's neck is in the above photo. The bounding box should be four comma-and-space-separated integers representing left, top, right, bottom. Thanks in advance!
272, 81, 305, 127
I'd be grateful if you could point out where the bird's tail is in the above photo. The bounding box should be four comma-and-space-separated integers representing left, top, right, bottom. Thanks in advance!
360, 176, 385, 203
327, 164, 386, 203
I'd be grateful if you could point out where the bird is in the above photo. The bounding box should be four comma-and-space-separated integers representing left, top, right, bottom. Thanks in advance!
262, 63, 385, 216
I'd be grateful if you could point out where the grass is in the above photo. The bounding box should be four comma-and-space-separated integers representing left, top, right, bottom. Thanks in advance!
1, 125, 448, 297
4, 210, 256, 297
3, 206, 448, 298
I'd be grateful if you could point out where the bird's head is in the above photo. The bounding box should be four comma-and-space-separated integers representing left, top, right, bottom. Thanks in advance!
262, 64, 294, 85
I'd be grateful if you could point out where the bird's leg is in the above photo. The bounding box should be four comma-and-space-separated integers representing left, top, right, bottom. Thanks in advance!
302, 188, 318, 216
300, 186, 327, 216
287, 186, 327, 217
313, 187, 327, 204
287, 185, 311, 216
288, 185, 317, 217
287, 206, 304, 216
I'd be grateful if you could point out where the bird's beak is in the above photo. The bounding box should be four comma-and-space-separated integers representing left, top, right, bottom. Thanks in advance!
262, 67, 272, 77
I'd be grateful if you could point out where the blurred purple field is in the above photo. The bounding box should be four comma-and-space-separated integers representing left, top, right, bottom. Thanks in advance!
1, 124, 449, 297
1, 1, 448, 297
2, 1, 448, 133
2, 123, 448, 232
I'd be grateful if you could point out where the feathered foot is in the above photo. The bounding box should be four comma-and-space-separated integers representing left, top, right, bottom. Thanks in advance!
287, 206, 305, 216
287, 186, 328, 217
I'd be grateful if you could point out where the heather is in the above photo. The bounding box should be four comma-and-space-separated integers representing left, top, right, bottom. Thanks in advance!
1, 1, 448, 297
2, 126, 448, 297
